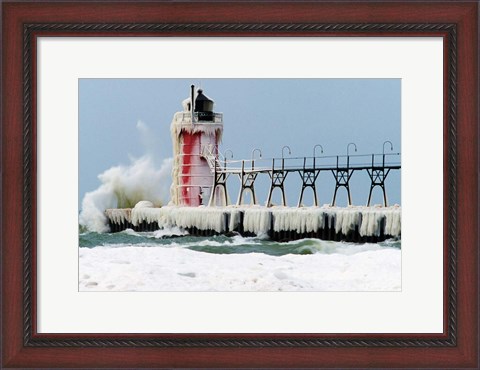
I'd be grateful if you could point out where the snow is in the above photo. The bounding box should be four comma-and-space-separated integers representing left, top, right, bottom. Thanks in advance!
79, 243, 401, 292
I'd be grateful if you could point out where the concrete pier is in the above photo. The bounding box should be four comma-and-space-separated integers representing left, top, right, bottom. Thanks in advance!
105, 204, 401, 243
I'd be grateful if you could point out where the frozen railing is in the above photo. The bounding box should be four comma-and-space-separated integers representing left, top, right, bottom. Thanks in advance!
213, 153, 401, 173
174, 112, 223, 123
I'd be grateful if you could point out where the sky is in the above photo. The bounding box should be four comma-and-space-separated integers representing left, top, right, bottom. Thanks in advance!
79, 78, 401, 208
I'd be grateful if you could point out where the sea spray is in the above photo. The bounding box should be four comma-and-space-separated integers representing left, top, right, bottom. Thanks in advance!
79, 120, 173, 232
79, 156, 172, 232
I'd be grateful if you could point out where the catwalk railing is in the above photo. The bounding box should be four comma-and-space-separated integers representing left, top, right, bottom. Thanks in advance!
205, 150, 401, 208
115, 146, 403, 242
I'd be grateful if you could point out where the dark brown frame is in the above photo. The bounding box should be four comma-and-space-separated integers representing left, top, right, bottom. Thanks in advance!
2, 1, 478, 368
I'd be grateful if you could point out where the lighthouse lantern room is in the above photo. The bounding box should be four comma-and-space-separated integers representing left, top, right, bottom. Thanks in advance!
170, 86, 223, 206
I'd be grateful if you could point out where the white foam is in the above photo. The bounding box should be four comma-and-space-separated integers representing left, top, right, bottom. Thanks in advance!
122, 228, 141, 236
79, 156, 172, 232
78, 120, 173, 232
152, 226, 188, 238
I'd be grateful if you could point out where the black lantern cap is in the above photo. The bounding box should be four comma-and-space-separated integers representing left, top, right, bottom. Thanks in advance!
194, 89, 214, 113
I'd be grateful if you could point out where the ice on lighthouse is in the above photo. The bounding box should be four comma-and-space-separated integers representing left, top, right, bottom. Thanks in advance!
170, 86, 224, 207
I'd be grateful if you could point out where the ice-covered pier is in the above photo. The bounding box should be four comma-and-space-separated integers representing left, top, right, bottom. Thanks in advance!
101, 86, 401, 243
105, 203, 401, 243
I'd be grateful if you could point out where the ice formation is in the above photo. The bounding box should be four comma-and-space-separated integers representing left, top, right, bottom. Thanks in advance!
126, 205, 229, 233
105, 208, 131, 226
134, 200, 154, 208
105, 204, 402, 238
271, 207, 325, 233
169, 101, 223, 206
242, 207, 272, 235
384, 205, 402, 236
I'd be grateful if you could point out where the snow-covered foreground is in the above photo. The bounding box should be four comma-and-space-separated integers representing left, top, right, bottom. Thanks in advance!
79, 245, 401, 292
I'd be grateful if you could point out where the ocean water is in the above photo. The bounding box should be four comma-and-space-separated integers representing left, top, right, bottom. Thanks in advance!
79, 229, 401, 292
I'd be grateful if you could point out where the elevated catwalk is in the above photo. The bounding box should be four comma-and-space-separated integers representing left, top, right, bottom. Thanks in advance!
105, 204, 401, 243
104, 87, 402, 243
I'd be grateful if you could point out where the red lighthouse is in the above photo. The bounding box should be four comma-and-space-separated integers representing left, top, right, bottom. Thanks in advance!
170, 86, 223, 206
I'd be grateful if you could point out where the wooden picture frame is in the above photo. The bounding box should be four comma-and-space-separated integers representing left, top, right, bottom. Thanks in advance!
2, 1, 478, 368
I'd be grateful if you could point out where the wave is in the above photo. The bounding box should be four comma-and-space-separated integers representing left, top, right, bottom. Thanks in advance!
152, 227, 189, 238
80, 228, 401, 258
79, 121, 173, 233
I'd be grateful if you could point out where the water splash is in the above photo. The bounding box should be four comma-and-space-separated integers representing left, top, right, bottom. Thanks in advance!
79, 121, 172, 232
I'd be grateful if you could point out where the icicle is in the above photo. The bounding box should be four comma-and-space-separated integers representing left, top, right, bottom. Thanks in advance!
228, 208, 242, 231
105, 209, 131, 225
384, 207, 401, 237
359, 209, 382, 237
105, 205, 402, 238
243, 207, 272, 234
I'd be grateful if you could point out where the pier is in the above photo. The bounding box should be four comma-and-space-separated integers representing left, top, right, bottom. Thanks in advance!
205, 145, 401, 208
105, 146, 401, 243
104, 86, 401, 242
106, 204, 401, 243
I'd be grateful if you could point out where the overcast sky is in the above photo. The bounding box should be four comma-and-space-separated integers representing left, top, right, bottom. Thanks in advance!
79, 78, 401, 208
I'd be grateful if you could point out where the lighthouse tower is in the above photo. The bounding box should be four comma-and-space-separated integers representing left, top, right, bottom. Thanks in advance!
170, 86, 223, 206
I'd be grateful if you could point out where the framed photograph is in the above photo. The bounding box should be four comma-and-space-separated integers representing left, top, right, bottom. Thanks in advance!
2, 1, 478, 368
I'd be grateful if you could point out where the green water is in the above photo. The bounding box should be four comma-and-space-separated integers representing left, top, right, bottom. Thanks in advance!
79, 229, 401, 257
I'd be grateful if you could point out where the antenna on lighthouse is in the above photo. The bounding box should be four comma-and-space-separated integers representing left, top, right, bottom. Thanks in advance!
190, 84, 195, 124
